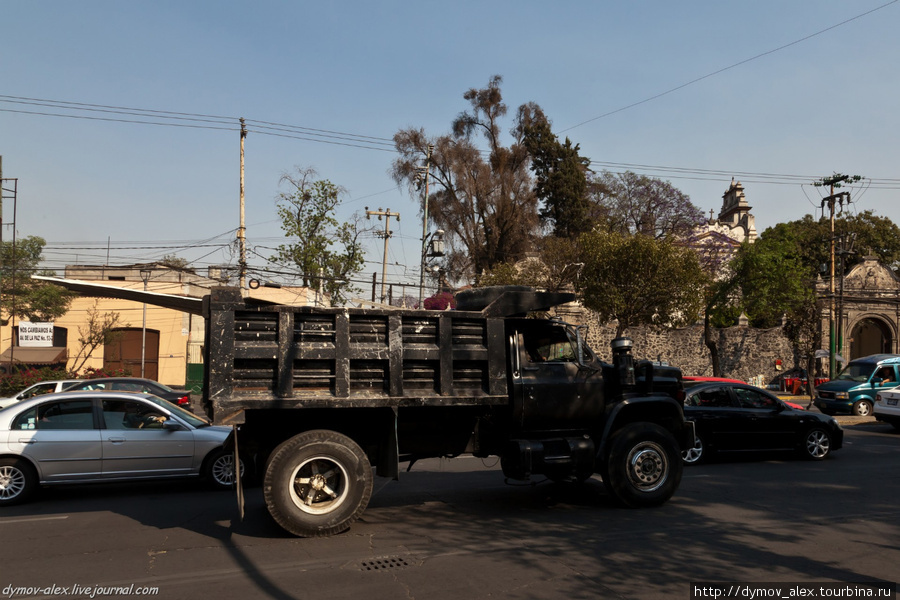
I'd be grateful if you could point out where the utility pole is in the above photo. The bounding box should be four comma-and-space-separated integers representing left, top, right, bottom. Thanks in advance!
366, 207, 400, 303
814, 173, 860, 377
835, 232, 857, 363
238, 118, 248, 292
416, 145, 434, 306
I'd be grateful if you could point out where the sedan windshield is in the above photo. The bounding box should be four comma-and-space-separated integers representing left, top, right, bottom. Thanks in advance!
143, 395, 209, 427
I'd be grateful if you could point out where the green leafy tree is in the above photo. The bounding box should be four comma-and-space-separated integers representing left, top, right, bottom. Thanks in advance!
518, 104, 592, 239
392, 75, 540, 283
725, 232, 822, 393
0, 236, 74, 323
578, 231, 707, 336
272, 167, 367, 305
728, 234, 817, 329
759, 212, 900, 275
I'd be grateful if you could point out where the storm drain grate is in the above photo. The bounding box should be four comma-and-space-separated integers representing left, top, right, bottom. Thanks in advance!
359, 556, 411, 572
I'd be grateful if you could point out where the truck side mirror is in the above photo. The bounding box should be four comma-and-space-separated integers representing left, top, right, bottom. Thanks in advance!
575, 328, 585, 366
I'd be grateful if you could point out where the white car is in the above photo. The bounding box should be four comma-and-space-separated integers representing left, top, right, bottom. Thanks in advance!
874, 387, 900, 430
0, 379, 81, 410
0, 391, 242, 505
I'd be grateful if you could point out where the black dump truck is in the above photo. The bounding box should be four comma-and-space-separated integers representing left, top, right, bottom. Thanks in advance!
203, 285, 694, 538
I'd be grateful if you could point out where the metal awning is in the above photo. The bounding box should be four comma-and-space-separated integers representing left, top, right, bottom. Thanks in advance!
32, 275, 205, 315
0, 346, 68, 364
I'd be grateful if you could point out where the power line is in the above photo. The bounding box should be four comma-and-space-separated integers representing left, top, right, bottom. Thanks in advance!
561, 0, 900, 132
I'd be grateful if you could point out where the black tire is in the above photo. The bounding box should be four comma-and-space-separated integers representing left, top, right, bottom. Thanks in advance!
203, 448, 245, 490
605, 422, 683, 507
0, 458, 38, 506
801, 428, 832, 460
852, 400, 873, 417
263, 430, 373, 538
681, 434, 706, 465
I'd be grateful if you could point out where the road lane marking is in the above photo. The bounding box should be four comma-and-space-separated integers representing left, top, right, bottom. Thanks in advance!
0, 515, 69, 524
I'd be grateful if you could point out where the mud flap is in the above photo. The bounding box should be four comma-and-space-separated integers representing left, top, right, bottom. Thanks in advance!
376, 407, 400, 480
225, 426, 244, 521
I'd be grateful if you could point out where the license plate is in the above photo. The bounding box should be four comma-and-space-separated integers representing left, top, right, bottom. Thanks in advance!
888, 398, 898, 406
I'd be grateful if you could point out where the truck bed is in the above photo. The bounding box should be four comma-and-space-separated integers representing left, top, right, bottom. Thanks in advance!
204, 288, 509, 424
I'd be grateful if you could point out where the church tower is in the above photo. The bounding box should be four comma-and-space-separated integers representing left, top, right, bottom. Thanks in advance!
716, 179, 757, 244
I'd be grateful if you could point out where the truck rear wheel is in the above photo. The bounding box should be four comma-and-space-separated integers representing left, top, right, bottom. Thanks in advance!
605, 422, 682, 508
263, 429, 373, 538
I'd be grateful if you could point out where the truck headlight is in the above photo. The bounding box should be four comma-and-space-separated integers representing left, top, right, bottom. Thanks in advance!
835, 392, 850, 400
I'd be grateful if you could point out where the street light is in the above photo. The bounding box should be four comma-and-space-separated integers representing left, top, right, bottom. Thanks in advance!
140, 268, 151, 378
419, 229, 445, 305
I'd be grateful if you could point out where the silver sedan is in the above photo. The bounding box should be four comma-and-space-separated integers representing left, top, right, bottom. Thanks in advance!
0, 391, 241, 505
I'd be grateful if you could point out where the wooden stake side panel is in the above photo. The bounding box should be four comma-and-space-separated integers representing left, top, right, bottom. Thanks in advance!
206, 297, 509, 417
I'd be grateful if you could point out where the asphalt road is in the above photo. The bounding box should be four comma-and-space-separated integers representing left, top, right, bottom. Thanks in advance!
0, 420, 897, 600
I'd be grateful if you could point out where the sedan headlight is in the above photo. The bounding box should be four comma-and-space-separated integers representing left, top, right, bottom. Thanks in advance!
834, 392, 850, 400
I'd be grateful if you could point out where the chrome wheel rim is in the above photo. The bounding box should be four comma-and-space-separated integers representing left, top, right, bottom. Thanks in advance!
289, 456, 350, 515
682, 437, 703, 464
806, 430, 830, 458
212, 454, 243, 486
0, 466, 26, 501
626, 441, 669, 492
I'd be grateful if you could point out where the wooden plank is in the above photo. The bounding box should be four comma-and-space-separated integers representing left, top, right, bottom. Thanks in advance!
277, 311, 294, 398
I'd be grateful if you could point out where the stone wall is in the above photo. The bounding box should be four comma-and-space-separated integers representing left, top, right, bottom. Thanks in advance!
558, 306, 796, 385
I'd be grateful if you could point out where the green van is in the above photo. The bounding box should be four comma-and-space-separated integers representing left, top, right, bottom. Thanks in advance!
813, 354, 900, 416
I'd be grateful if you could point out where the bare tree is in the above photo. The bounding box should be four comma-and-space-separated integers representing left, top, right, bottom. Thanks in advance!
392, 76, 540, 284
589, 171, 705, 240
69, 302, 128, 373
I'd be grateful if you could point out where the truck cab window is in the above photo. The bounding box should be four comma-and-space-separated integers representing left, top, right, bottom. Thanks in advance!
523, 328, 576, 363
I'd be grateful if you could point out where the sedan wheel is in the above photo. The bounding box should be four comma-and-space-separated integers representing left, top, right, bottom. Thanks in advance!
803, 428, 832, 460
852, 400, 872, 417
204, 448, 245, 489
682, 436, 705, 465
0, 458, 37, 506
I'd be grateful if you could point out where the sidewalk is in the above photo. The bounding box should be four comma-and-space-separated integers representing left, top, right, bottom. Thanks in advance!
776, 392, 877, 425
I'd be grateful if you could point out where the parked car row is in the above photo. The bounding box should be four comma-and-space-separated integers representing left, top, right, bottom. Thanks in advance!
0, 377, 193, 411
4, 358, 894, 507
0, 390, 240, 506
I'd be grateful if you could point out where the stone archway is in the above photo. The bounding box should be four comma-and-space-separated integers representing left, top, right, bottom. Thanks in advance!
849, 317, 893, 359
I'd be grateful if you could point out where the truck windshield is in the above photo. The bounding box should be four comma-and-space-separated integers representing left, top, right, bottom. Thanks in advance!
834, 362, 875, 383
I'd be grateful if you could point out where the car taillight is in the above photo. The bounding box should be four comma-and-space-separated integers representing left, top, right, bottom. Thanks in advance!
177, 395, 190, 405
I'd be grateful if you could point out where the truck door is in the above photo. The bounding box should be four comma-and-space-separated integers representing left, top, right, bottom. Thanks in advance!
512, 322, 604, 433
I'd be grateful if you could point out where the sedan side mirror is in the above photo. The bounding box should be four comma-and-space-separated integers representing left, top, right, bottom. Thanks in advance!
162, 419, 184, 431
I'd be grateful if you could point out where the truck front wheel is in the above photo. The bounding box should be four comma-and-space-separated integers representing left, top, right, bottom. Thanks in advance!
263, 430, 373, 537
605, 422, 683, 508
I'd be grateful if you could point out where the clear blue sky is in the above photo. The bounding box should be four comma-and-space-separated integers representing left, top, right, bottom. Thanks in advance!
3, 1, 898, 296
